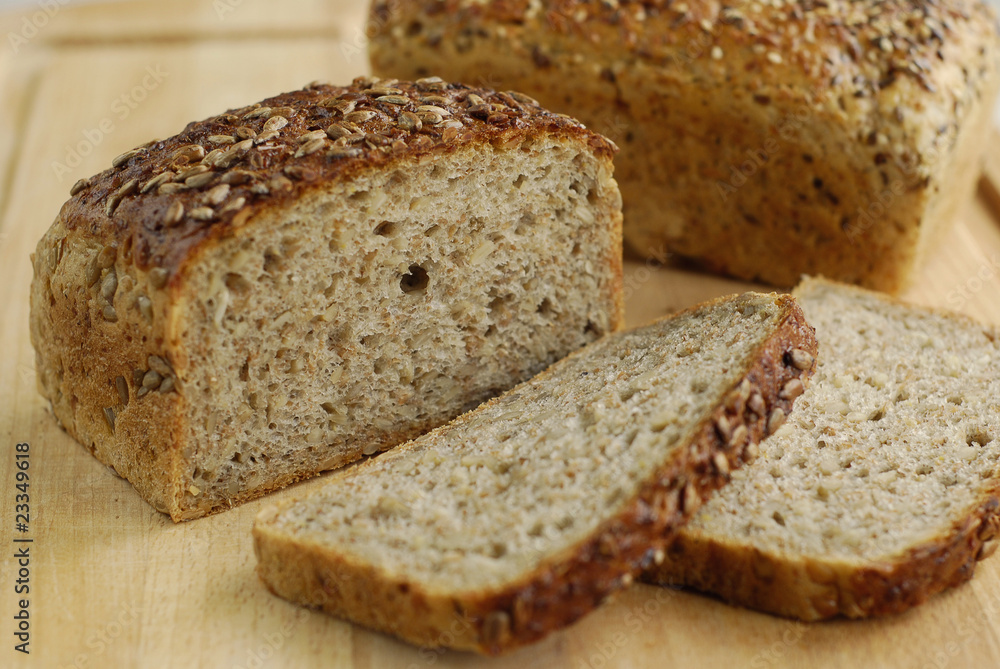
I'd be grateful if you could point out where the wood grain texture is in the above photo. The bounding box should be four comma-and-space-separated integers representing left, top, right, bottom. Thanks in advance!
1, 2, 1000, 667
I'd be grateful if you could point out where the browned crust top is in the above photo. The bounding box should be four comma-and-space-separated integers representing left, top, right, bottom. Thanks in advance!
374, 1, 999, 159
376, 0, 998, 86
61, 77, 615, 280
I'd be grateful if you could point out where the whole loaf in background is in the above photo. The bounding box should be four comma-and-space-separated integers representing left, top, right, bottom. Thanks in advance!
369, 0, 1000, 292
29, 77, 624, 521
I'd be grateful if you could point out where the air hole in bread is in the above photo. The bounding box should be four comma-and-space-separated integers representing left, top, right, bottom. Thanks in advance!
225, 273, 251, 295
968, 429, 992, 447
513, 174, 526, 189
515, 213, 535, 235
349, 190, 370, 202
537, 298, 552, 316
263, 249, 283, 274
772, 511, 786, 526
374, 221, 398, 237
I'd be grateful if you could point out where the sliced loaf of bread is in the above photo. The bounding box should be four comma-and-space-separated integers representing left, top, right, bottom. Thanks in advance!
253, 292, 817, 654
647, 278, 1000, 620
29, 77, 624, 521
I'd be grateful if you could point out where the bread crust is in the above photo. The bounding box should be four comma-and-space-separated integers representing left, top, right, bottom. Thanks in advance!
29, 77, 623, 521
370, 0, 1000, 291
253, 293, 818, 654
645, 277, 1000, 620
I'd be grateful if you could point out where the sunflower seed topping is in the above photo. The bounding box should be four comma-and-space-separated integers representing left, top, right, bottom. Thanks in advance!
163, 201, 184, 227
112, 148, 145, 168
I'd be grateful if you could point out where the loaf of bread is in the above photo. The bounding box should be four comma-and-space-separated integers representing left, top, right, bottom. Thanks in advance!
28, 77, 625, 521
369, 0, 1000, 292
254, 291, 817, 654
647, 278, 1000, 620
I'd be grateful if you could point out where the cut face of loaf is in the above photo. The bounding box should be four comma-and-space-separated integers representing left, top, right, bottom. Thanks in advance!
253, 292, 818, 655
28, 77, 625, 521
647, 278, 1000, 620
370, 0, 1000, 292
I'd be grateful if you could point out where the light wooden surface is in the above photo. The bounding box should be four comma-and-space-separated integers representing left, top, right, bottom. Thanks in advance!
2, 2, 1000, 667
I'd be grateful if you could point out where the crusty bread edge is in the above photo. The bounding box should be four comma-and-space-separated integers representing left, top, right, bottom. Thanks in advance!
252, 292, 818, 654
645, 276, 1000, 620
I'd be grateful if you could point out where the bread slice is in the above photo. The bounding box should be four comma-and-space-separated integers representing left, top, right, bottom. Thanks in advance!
28, 77, 625, 521
647, 278, 1000, 620
253, 292, 817, 654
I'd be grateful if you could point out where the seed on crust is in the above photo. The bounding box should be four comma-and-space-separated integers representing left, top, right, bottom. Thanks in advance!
116, 178, 139, 199
748, 391, 766, 416
780, 379, 806, 400
715, 414, 733, 443
243, 106, 272, 120
481, 611, 511, 647
96, 245, 117, 269
185, 171, 216, 188
377, 94, 410, 105
398, 111, 422, 132
178, 164, 210, 180
102, 304, 118, 322
136, 295, 153, 322
112, 148, 145, 168
416, 104, 451, 116
269, 106, 295, 118
208, 135, 236, 144
682, 483, 700, 514
219, 196, 247, 215
102, 407, 116, 433
788, 348, 814, 370
205, 184, 231, 205
159, 376, 176, 394
140, 171, 175, 194
163, 201, 185, 227
105, 194, 122, 217
159, 182, 187, 195
263, 116, 288, 133
507, 90, 538, 106
142, 369, 162, 390
172, 144, 206, 162
100, 269, 118, 301
344, 110, 377, 124
221, 170, 254, 185
328, 147, 362, 159
147, 355, 173, 377
729, 424, 749, 449
235, 126, 257, 140
70, 178, 90, 196
326, 123, 352, 140
255, 130, 280, 144
149, 267, 169, 289
85, 258, 101, 287
978, 539, 999, 561
744, 440, 760, 462
767, 408, 786, 435
298, 129, 328, 144
115, 375, 129, 406
713, 452, 730, 477
417, 111, 443, 125
189, 207, 215, 221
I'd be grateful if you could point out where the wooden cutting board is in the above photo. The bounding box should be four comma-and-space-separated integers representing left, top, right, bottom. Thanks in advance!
2, 2, 1000, 667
